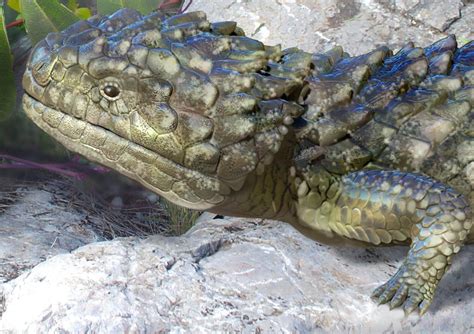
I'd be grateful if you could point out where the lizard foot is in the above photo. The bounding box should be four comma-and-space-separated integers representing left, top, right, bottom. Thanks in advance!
372, 261, 434, 315
298, 170, 472, 315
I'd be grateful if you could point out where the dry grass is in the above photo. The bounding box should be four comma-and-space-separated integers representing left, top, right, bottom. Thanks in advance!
0, 177, 28, 213
56, 177, 182, 239
62, 179, 202, 238
160, 199, 201, 236
0, 172, 201, 239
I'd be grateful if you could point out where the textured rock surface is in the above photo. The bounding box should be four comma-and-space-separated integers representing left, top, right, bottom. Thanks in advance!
189, 0, 473, 56
0, 179, 101, 283
0, 215, 472, 332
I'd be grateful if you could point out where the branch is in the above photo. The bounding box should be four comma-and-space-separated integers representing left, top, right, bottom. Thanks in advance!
5, 18, 23, 29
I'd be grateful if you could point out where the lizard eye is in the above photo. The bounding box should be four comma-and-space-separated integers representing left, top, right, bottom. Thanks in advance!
101, 83, 121, 100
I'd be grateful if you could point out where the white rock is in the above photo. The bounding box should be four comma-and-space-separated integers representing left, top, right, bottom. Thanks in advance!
0, 217, 472, 332
0, 182, 101, 283
189, 0, 472, 56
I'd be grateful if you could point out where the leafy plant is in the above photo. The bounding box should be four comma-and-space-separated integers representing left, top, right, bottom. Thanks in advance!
19, 0, 80, 45
0, 5, 15, 121
98, 0, 160, 15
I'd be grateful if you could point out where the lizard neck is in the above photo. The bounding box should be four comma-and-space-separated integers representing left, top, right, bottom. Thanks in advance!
210, 134, 297, 220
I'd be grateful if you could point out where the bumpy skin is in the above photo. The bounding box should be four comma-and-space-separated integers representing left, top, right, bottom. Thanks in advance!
22, 9, 473, 315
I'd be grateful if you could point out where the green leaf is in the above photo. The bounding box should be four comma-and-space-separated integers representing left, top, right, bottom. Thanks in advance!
66, 0, 77, 11
97, 0, 162, 15
7, 0, 20, 12
75, 7, 91, 20
0, 7, 16, 121
20, 0, 79, 44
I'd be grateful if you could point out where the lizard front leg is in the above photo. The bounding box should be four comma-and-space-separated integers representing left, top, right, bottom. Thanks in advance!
294, 169, 472, 315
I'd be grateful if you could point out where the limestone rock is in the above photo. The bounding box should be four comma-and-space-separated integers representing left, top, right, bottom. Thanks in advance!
0, 179, 101, 283
189, 0, 473, 56
387, 0, 463, 31
448, 3, 474, 42
0, 215, 472, 332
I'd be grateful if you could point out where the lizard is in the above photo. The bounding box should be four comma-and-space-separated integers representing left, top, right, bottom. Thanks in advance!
21, 8, 473, 315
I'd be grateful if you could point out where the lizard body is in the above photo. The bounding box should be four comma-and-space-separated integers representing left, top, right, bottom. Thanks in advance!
22, 9, 473, 315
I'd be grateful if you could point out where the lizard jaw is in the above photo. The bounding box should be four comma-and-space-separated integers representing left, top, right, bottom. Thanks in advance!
22, 93, 229, 211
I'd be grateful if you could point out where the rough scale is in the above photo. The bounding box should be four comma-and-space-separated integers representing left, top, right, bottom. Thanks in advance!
21, 9, 473, 315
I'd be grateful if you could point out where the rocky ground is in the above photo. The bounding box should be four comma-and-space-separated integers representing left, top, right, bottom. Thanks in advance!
0, 0, 473, 332
189, 0, 473, 55
0, 207, 472, 332
0, 178, 101, 284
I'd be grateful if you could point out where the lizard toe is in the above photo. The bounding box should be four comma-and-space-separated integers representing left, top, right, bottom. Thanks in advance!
402, 293, 424, 315
376, 284, 398, 305
389, 285, 408, 309
419, 299, 432, 316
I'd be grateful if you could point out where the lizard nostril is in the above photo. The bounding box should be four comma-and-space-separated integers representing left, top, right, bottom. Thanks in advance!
33, 62, 45, 72
31, 54, 57, 86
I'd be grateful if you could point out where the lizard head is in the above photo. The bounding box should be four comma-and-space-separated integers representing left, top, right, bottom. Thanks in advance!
22, 9, 232, 210
22, 9, 302, 211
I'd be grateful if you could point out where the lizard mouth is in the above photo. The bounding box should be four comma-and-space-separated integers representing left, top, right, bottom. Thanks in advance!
22, 93, 228, 210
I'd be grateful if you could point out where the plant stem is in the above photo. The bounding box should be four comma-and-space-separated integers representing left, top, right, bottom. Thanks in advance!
5, 18, 23, 29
